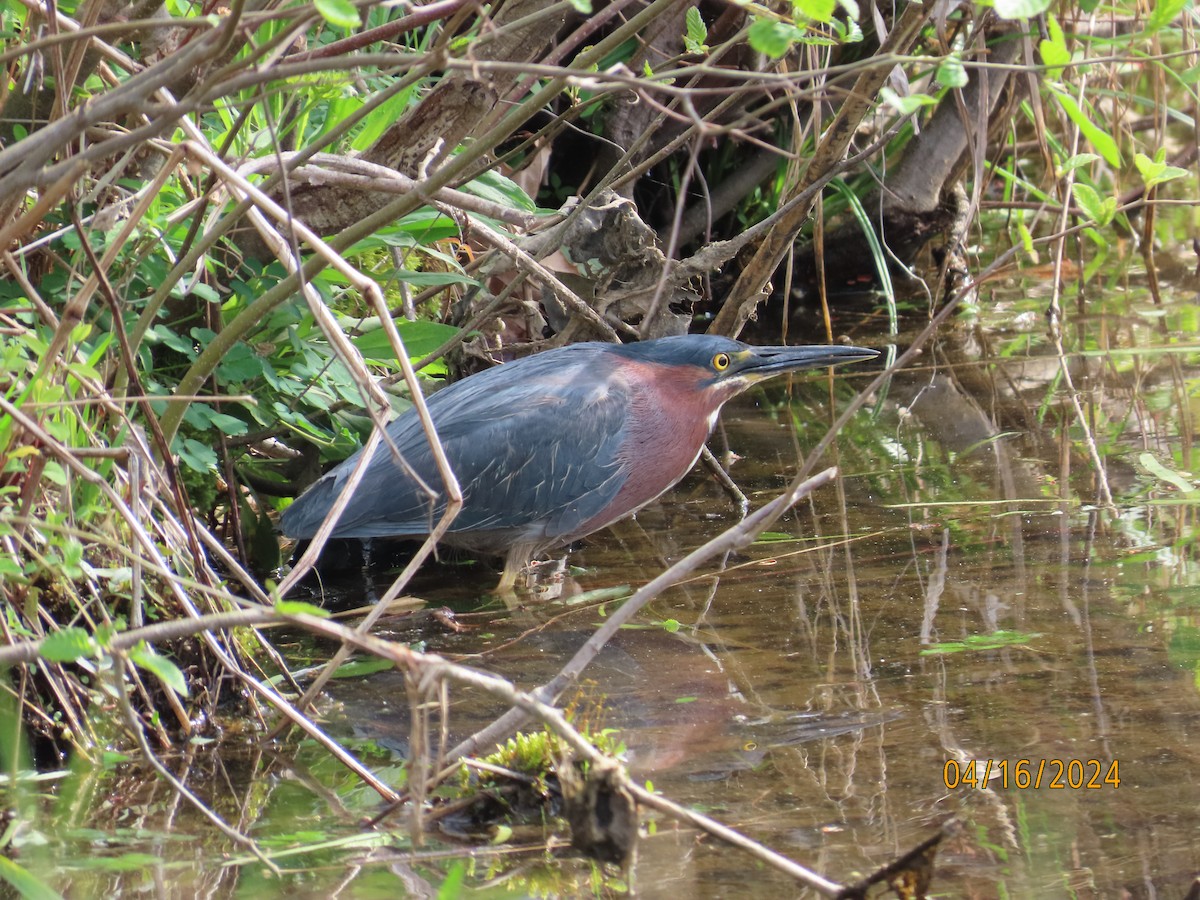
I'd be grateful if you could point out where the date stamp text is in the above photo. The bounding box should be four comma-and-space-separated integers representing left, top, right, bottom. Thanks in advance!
943, 758, 1120, 790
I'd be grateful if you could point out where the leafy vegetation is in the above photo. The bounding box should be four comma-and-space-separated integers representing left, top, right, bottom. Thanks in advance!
0, 0, 1197, 891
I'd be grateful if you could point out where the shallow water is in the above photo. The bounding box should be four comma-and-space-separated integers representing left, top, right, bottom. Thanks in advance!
487, 469, 1182, 890
323, 274, 1200, 896
9, 262, 1200, 898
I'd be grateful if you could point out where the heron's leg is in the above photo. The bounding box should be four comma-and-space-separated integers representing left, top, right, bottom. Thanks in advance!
495, 544, 541, 605
496, 553, 521, 597
361, 538, 380, 604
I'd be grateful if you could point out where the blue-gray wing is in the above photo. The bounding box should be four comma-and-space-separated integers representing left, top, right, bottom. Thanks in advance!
280, 348, 632, 547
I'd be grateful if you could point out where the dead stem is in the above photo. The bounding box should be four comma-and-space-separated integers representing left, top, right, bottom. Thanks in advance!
110, 652, 279, 873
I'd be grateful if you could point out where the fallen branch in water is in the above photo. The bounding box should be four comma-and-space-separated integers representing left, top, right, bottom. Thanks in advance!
444, 466, 840, 764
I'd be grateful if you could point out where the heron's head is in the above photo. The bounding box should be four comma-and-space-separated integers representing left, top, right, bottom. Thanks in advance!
617, 334, 878, 408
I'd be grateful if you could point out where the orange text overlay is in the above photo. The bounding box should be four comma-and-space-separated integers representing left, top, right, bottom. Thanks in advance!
943, 758, 1120, 790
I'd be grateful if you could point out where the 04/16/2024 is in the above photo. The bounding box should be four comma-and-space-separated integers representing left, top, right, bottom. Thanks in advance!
943, 758, 1121, 790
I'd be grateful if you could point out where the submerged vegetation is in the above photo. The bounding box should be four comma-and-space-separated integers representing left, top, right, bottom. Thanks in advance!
0, 0, 1198, 892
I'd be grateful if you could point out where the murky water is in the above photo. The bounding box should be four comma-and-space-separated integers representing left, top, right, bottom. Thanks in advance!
9, 265, 1200, 897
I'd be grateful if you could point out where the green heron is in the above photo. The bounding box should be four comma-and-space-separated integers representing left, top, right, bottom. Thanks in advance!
281, 334, 876, 590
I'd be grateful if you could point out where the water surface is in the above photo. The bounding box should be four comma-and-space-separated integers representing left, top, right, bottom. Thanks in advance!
9, 266, 1200, 898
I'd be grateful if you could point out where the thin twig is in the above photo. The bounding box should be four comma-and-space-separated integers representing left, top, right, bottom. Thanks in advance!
445, 467, 840, 763
110, 652, 278, 871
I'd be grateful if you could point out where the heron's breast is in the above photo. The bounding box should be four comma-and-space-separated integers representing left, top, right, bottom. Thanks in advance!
579, 362, 717, 531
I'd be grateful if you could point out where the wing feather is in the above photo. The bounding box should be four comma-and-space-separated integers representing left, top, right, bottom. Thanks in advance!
280, 345, 632, 550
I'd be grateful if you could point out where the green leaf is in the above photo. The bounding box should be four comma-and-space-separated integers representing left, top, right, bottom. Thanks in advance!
437, 862, 467, 899
60, 537, 85, 579
350, 84, 418, 151
76, 853, 165, 872
1049, 87, 1122, 167
331, 657, 394, 678
684, 7, 708, 53
42, 461, 66, 487
40, 628, 97, 663
175, 438, 218, 473
275, 599, 332, 618
880, 87, 937, 115
1082, 224, 1109, 253
463, 169, 541, 213
189, 327, 217, 346
205, 410, 250, 436
753, 531, 795, 543
935, 54, 968, 89
313, 0, 360, 28
1135, 151, 1188, 190
1058, 152, 1100, 175
215, 343, 266, 382
993, 0, 1053, 18
748, 18, 803, 57
1071, 183, 1115, 227
1016, 219, 1035, 256
129, 644, 189, 697
832, 15, 863, 42
352, 320, 464, 362
190, 283, 220, 304
0, 856, 64, 900
1038, 15, 1071, 79
347, 212, 460, 252
1038, 41, 1071, 79
795, 0, 837, 23
1137, 452, 1199, 495
920, 630, 1043, 655
389, 271, 478, 288
1146, 0, 1189, 34
149, 324, 197, 358
567, 0, 592, 11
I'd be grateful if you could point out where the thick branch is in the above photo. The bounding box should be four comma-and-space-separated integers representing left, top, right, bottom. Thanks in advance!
711, 1, 933, 336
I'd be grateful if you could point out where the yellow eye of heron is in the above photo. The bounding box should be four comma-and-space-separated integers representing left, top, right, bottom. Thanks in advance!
712, 352, 731, 371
